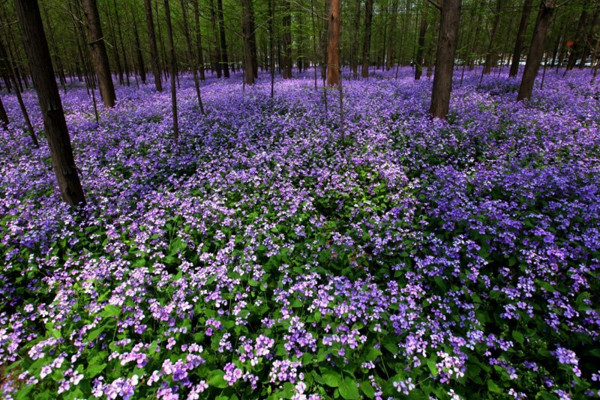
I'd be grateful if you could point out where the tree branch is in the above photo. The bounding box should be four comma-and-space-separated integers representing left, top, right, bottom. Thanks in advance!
427, 0, 442, 10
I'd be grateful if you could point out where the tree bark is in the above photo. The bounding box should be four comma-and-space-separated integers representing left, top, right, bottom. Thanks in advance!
217, 0, 230, 78
429, 0, 462, 119
415, 4, 428, 80
242, 0, 256, 85
209, 0, 222, 78
14, 0, 86, 206
386, 0, 399, 70
193, 0, 206, 81
0, 95, 8, 126
361, 0, 373, 78
517, 0, 556, 101
483, 0, 504, 75
282, 0, 293, 78
351, 0, 361, 79
326, 0, 341, 86
144, 0, 162, 91
131, 3, 146, 84
81, 0, 116, 107
180, 0, 204, 113
509, 0, 533, 77
163, 0, 178, 141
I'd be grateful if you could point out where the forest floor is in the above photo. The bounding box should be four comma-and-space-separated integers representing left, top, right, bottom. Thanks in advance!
1, 68, 600, 400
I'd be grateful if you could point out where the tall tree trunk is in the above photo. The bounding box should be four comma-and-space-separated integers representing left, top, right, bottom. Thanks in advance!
578, 7, 599, 68
163, 0, 178, 141
483, 0, 504, 75
144, 0, 162, 91
518, 0, 556, 101
361, 0, 373, 78
387, 0, 399, 70
209, 0, 222, 78
104, 2, 123, 85
14, 0, 86, 206
217, 0, 230, 78
249, 0, 258, 78
242, 0, 256, 85
41, 2, 67, 91
429, 0, 462, 119
415, 4, 428, 80
509, 0, 533, 77
269, 0, 275, 96
193, 0, 206, 81
180, 0, 204, 113
282, 0, 293, 78
327, 0, 341, 86
566, 4, 589, 71
113, 0, 130, 86
131, 3, 146, 84
351, 0, 361, 79
0, 96, 8, 126
81, 0, 116, 107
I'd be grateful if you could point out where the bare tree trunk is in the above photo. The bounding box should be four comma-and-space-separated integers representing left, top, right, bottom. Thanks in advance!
351, 0, 361, 79
509, 0, 533, 77
113, 0, 130, 86
578, 7, 599, 68
249, 0, 258, 78
483, 0, 504, 75
429, 0, 461, 119
144, 0, 162, 90
326, 0, 341, 86
242, 0, 256, 85
0, 96, 8, 126
14, 0, 86, 206
518, 0, 556, 101
81, 0, 116, 107
131, 3, 146, 84
361, 0, 373, 78
209, 0, 222, 78
282, 0, 293, 78
566, 3, 589, 71
386, 0, 399, 70
193, 0, 206, 81
415, 4, 428, 80
217, 0, 230, 78
41, 2, 67, 91
180, 0, 204, 113
104, 2, 123, 85
310, 0, 318, 89
269, 0, 275, 96
163, 0, 178, 141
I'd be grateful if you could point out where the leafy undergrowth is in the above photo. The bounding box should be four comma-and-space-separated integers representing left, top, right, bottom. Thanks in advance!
1, 69, 600, 400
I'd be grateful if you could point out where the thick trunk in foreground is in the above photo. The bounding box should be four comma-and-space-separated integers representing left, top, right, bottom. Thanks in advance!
14, 0, 86, 206
326, 0, 341, 86
361, 0, 373, 78
509, 0, 533, 77
81, 0, 116, 107
517, 0, 556, 101
144, 0, 162, 90
429, 0, 461, 119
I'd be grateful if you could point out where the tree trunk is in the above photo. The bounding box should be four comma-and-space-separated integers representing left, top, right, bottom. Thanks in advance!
180, 0, 204, 113
193, 0, 206, 81
509, 0, 533, 77
282, 0, 293, 78
0, 95, 8, 126
14, 0, 86, 206
429, 0, 461, 119
269, 0, 275, 96
81, 0, 116, 107
415, 4, 428, 80
386, 0, 399, 70
249, 0, 258, 78
209, 0, 222, 78
144, 0, 162, 91
566, 4, 589, 71
131, 3, 146, 84
326, 0, 341, 86
113, 0, 130, 86
351, 0, 361, 79
163, 0, 178, 141
517, 0, 556, 101
361, 0, 373, 78
578, 7, 599, 68
104, 2, 123, 85
242, 0, 256, 85
217, 0, 230, 78
483, 0, 504, 75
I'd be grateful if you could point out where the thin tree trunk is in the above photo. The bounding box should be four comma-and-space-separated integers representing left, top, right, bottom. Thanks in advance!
14, 0, 86, 206
113, 0, 130, 86
351, 0, 361, 79
144, 0, 162, 90
180, 0, 204, 113
387, 0, 399, 71
415, 4, 428, 80
131, 3, 146, 84
310, 0, 318, 89
104, 2, 123, 85
429, 0, 462, 119
269, 0, 275, 96
327, 0, 341, 86
282, 0, 293, 78
217, 0, 230, 78
483, 0, 504, 75
361, 0, 373, 78
193, 0, 206, 81
242, 0, 256, 85
518, 0, 556, 101
82, 0, 116, 107
0, 96, 8, 126
509, 0, 533, 77
566, 3, 589, 71
163, 0, 178, 142
209, 0, 222, 78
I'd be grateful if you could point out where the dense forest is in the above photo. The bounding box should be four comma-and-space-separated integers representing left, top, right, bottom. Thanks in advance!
1, 0, 600, 399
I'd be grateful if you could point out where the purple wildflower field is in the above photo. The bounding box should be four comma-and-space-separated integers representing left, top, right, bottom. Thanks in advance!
1, 68, 600, 400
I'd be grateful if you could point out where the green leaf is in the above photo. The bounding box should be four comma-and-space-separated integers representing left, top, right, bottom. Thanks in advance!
321, 368, 341, 388
427, 359, 439, 377
339, 378, 360, 400
87, 327, 104, 342
487, 380, 502, 394
360, 381, 375, 399
86, 363, 106, 378
208, 371, 228, 389
512, 330, 524, 344
102, 305, 121, 317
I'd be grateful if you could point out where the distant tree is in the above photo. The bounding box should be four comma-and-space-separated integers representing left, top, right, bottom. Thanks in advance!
180, 0, 204, 113
282, 0, 292, 78
350, 0, 361, 79
192, 0, 206, 81
518, 0, 557, 101
483, 0, 505, 75
217, 0, 230, 78
163, 0, 178, 141
429, 0, 462, 119
14, 0, 86, 206
361, 0, 373, 78
415, 3, 429, 80
81, 0, 116, 107
509, 0, 534, 78
144, 0, 162, 90
566, 2, 589, 71
326, 0, 341, 86
242, 0, 256, 85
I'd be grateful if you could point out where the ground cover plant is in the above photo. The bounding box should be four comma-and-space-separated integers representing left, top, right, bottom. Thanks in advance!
1, 69, 600, 400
